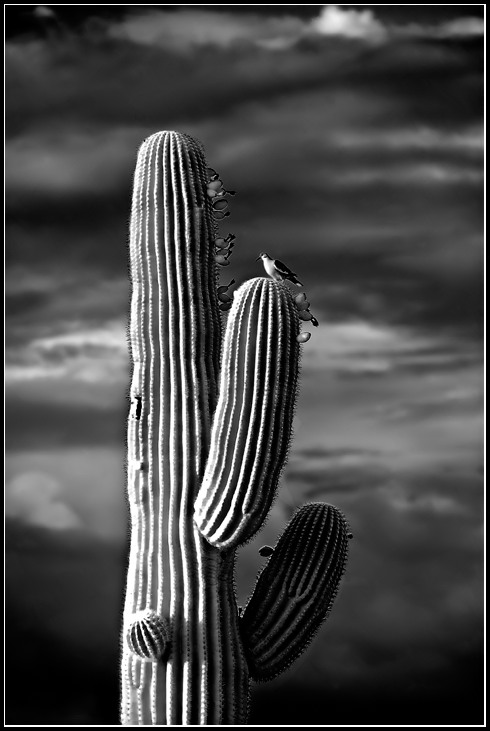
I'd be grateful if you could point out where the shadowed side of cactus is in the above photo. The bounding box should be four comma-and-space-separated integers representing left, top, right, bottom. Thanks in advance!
240, 503, 349, 681
194, 278, 300, 550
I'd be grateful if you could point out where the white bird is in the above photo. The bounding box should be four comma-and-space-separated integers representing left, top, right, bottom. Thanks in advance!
255, 252, 303, 286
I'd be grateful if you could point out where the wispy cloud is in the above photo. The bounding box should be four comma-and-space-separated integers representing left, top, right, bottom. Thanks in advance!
6, 470, 84, 530
33, 5, 58, 21
6, 318, 128, 383
108, 8, 305, 51
311, 6, 484, 44
311, 5, 388, 44
6, 311, 480, 386
6, 448, 127, 538
6, 126, 146, 194
331, 124, 483, 153
331, 163, 482, 186
104, 6, 484, 52
398, 16, 485, 40
298, 320, 480, 374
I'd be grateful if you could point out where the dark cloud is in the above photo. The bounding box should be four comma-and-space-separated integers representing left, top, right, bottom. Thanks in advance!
250, 660, 483, 725
295, 446, 378, 460
5, 10, 482, 137
6, 519, 123, 723
353, 45, 482, 130
6, 607, 120, 724
241, 450, 483, 724
303, 248, 483, 336
5, 36, 357, 136
6, 519, 127, 642
5, 5, 482, 350
6, 81, 482, 342
6, 394, 127, 450
6, 289, 51, 318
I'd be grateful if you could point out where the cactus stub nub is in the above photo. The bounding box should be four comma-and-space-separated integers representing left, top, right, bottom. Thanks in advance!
126, 610, 170, 662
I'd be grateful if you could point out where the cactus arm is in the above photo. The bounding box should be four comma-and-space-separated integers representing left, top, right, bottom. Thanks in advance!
240, 503, 349, 681
194, 278, 300, 550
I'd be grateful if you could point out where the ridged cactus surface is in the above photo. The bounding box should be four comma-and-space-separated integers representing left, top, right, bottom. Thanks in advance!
240, 503, 349, 681
194, 278, 300, 549
122, 131, 247, 725
120, 130, 350, 726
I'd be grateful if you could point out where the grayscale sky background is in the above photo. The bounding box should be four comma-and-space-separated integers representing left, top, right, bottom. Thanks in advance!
5, 4, 484, 725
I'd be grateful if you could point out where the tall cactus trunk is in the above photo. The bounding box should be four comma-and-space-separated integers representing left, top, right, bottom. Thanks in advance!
121, 132, 248, 724
121, 131, 350, 725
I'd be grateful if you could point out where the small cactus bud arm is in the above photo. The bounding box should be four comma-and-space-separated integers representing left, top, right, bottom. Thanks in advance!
194, 278, 300, 550
126, 610, 170, 661
240, 503, 349, 681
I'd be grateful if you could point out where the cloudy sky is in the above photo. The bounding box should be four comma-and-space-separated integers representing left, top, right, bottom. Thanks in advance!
5, 4, 484, 725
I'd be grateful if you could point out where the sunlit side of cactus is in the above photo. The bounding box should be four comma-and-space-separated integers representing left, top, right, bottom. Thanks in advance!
121, 131, 248, 725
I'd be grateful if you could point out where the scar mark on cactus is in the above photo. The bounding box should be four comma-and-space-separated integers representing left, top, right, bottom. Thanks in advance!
258, 546, 274, 557
131, 395, 142, 421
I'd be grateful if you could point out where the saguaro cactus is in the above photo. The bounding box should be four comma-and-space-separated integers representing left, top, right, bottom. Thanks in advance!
121, 131, 349, 725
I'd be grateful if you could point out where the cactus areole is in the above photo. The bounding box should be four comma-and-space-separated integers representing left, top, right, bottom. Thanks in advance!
121, 131, 349, 725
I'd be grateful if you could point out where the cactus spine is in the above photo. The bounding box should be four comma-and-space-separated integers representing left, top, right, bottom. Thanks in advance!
121, 131, 349, 725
